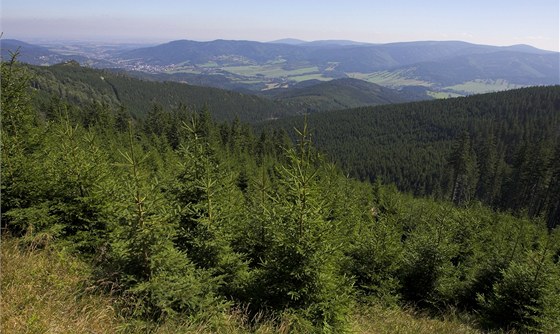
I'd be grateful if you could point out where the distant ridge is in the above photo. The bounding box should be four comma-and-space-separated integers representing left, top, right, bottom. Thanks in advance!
118, 38, 558, 72
303, 40, 372, 46
1, 39, 65, 64
4, 38, 558, 96
269, 38, 307, 45
269, 39, 370, 46
1, 39, 117, 67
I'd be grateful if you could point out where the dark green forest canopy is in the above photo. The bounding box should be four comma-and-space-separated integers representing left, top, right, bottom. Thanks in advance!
260, 78, 432, 112
262, 86, 560, 221
25, 62, 302, 122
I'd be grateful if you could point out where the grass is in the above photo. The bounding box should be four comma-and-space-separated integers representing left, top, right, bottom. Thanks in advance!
350, 305, 482, 334
0, 237, 122, 333
223, 64, 320, 78
198, 61, 219, 68
347, 71, 432, 87
164, 62, 329, 85
445, 79, 525, 95
289, 74, 331, 82
1, 237, 514, 333
428, 91, 464, 99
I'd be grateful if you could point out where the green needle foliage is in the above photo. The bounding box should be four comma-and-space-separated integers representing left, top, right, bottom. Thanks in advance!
105, 123, 223, 320
253, 120, 353, 332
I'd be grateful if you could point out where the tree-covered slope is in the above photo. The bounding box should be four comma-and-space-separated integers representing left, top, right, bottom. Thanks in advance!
396, 51, 560, 87
26, 62, 301, 122
263, 86, 560, 223
24, 62, 432, 123
262, 78, 431, 112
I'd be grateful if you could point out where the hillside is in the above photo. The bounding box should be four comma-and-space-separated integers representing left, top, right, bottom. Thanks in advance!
118, 39, 554, 70
394, 51, 560, 87
262, 86, 560, 224
1, 39, 68, 65
25, 62, 301, 122
263, 78, 431, 111
3, 54, 560, 333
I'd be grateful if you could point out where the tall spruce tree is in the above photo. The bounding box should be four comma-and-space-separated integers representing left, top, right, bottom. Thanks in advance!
172, 114, 250, 302
256, 121, 352, 332
107, 122, 221, 319
1, 53, 40, 232
476, 131, 499, 204
449, 131, 479, 205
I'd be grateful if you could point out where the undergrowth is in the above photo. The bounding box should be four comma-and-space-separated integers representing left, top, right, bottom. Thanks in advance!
0, 237, 497, 334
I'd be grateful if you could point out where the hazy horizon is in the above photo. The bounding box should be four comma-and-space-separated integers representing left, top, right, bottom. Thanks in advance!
2, 0, 559, 52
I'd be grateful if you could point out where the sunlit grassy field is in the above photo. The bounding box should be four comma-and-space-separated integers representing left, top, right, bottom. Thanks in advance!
446, 79, 525, 94
223, 64, 320, 78
347, 70, 432, 87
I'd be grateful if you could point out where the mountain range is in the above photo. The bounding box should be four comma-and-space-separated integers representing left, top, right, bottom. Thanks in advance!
3, 38, 559, 98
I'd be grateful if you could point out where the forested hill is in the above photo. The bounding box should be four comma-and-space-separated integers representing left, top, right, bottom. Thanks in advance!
262, 78, 431, 112
263, 86, 560, 225
25, 62, 301, 122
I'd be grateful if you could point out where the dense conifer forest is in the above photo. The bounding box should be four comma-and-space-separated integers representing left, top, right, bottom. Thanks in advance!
2, 55, 560, 333
25, 61, 301, 122
266, 87, 560, 228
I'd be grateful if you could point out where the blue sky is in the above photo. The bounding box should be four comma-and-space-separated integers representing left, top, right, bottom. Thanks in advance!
2, 0, 559, 51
